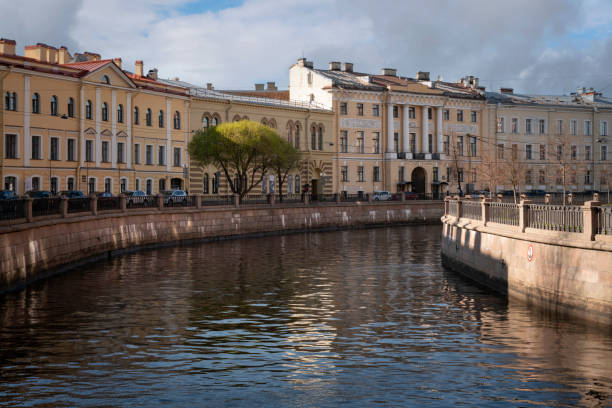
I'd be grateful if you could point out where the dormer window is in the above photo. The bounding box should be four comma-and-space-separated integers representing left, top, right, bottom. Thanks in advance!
102, 75, 111, 85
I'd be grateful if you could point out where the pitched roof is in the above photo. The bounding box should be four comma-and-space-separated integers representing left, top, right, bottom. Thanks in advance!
62, 59, 114, 72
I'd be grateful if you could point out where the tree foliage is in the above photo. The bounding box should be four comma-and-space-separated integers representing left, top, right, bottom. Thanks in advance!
267, 136, 301, 201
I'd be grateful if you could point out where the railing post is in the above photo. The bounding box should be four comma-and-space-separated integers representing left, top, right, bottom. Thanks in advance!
583, 200, 601, 241
456, 197, 462, 219
401, 192, 406, 202
90, 195, 98, 216
545, 193, 551, 204
25, 197, 33, 222
519, 199, 532, 232
195, 194, 202, 209
234, 194, 240, 208
304, 193, 310, 206
157, 194, 164, 210
444, 196, 450, 216
336, 193, 341, 204
497, 193, 503, 203
120, 195, 127, 212
60, 196, 68, 218
269, 193, 275, 206
481, 196, 490, 226
367, 193, 372, 203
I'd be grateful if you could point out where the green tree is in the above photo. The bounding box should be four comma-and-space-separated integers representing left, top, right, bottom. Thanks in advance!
188, 120, 278, 199
268, 136, 301, 202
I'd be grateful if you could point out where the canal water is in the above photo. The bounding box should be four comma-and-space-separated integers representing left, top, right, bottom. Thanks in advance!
0, 225, 610, 407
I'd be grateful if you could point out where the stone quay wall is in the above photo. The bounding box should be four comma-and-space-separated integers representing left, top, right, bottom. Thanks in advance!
441, 197, 612, 326
0, 201, 443, 294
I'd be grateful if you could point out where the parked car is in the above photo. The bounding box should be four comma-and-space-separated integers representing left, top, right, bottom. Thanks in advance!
96, 191, 113, 198
392, 191, 418, 200
61, 190, 86, 199
162, 190, 188, 205
373, 191, 392, 201
25, 190, 51, 198
126, 190, 149, 205
526, 189, 547, 197
0, 190, 17, 200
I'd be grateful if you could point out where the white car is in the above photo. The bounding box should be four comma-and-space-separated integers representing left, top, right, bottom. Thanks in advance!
373, 191, 392, 201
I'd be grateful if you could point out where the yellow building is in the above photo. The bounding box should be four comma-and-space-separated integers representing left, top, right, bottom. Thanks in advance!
0, 39, 190, 196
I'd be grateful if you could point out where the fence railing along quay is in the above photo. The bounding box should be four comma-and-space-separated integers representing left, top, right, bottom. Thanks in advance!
445, 194, 609, 240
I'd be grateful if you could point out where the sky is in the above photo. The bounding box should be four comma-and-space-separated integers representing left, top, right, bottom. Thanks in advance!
2, 0, 612, 95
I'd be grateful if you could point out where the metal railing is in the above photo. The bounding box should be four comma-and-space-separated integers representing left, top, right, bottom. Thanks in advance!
0, 199, 26, 220
68, 198, 91, 214
240, 194, 269, 205
164, 195, 197, 208
31, 198, 62, 217
340, 193, 365, 202
126, 195, 158, 210
275, 193, 302, 204
201, 194, 233, 206
97, 197, 121, 212
598, 207, 612, 235
488, 202, 519, 226
528, 204, 583, 233
314, 193, 337, 202
462, 201, 482, 220
448, 200, 458, 217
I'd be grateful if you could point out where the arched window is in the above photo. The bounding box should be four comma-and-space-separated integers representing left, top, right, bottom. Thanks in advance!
158, 110, 164, 128
50, 95, 58, 116
318, 126, 323, 150
50, 177, 58, 194
10, 92, 17, 111
4, 92, 8, 110
288, 175, 293, 193
67, 97, 74, 117
203, 116, 209, 128
5, 92, 17, 111
104, 178, 112, 193
101, 102, 108, 121
88, 177, 95, 194
212, 117, 219, 126
173, 111, 181, 129
311, 126, 316, 150
287, 125, 293, 146
31, 176, 40, 191
32, 93, 40, 114
212, 172, 219, 194
159, 178, 166, 192
203, 173, 209, 194
295, 175, 300, 194
146, 108, 152, 126
67, 177, 75, 191
134, 106, 140, 125
146, 179, 153, 195
295, 124, 301, 149
233, 114, 241, 122
85, 100, 92, 119
117, 104, 124, 123
101, 75, 110, 85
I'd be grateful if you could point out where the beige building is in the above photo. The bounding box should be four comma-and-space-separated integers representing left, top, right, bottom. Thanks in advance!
482, 87, 612, 194
0, 39, 190, 196
289, 59, 487, 197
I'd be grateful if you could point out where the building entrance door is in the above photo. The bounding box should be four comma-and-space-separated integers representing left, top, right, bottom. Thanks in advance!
411, 167, 426, 194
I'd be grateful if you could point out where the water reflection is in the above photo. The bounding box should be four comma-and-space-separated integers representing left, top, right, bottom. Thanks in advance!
0, 226, 610, 407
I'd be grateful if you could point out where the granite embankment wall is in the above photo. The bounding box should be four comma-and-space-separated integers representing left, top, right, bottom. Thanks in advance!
441, 198, 612, 326
0, 201, 443, 293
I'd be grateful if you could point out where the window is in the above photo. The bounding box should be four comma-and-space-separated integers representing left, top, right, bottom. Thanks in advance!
341, 166, 348, 182
601, 120, 608, 136
539, 119, 545, 134
318, 127, 323, 150
67, 177, 75, 191
86, 100, 92, 119
394, 133, 399, 152
173, 147, 181, 167
373, 166, 380, 182
539, 170, 546, 184
357, 103, 363, 116
511, 118, 518, 133
443, 135, 449, 155
102, 141, 109, 162
357, 166, 364, 182
203, 173, 210, 194
5, 134, 17, 159
203, 116, 209, 128
85, 140, 93, 162
134, 144, 141, 164
497, 117, 505, 133
117, 142, 125, 163
287, 175, 293, 194
469, 136, 476, 156
570, 120, 577, 135
159, 179, 166, 192
295, 125, 300, 149
372, 104, 379, 117
120, 178, 127, 193
134, 107, 140, 125
104, 178, 111, 193
497, 144, 504, 159
446, 167, 451, 183
457, 110, 463, 122
158, 146, 165, 165
443, 109, 449, 121
585, 145, 591, 161
102, 102, 108, 121
32, 177, 40, 191
102, 75, 110, 85
50, 95, 58, 116
212, 172, 220, 194
32, 93, 40, 114
6, 92, 17, 111
356, 131, 364, 153
31, 135, 41, 159
458, 168, 464, 182
146, 145, 153, 165
173, 111, 181, 129
4, 92, 9, 110
212, 117, 219, 126
556, 145, 563, 161
526, 144, 532, 160
340, 130, 348, 153
88, 177, 95, 194
539, 144, 546, 160
158, 110, 164, 128
525, 118, 532, 134
409, 107, 416, 119
557, 119, 563, 134
50, 137, 59, 161
433, 167, 439, 182
294, 174, 300, 194
585, 170, 591, 185
470, 111, 477, 123
4, 176, 16, 192
512, 144, 518, 160
146, 109, 152, 126
50, 177, 58, 194
525, 170, 532, 185
428, 108, 433, 120
584, 120, 592, 136
67, 97, 74, 117
457, 136, 464, 156
602, 145, 608, 161
117, 104, 124, 123
410, 133, 417, 153
146, 179, 152, 195
372, 132, 380, 154
429, 134, 434, 154
310, 126, 316, 150
571, 145, 577, 160
135, 179, 140, 191
340, 102, 347, 115
393, 106, 398, 118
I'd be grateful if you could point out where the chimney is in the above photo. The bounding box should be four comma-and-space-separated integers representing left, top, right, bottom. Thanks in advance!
298, 57, 307, 67
113, 58, 122, 69
25, 43, 47, 62
342, 62, 353, 72
381, 68, 397, 76
0, 38, 16, 55
147, 68, 158, 80
135, 60, 144, 77
206, 83, 213, 90
46, 46, 58, 64
304, 60, 313, 68
84, 52, 101, 61
58, 46, 72, 64
329, 61, 341, 71
266, 81, 277, 91
499, 87, 513, 94
416, 71, 430, 81
255, 83, 265, 91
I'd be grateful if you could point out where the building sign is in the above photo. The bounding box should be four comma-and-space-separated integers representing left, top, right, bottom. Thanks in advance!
340, 118, 381, 130
444, 124, 478, 134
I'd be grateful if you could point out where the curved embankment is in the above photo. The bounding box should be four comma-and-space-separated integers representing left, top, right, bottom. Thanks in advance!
0, 201, 443, 294
441, 215, 612, 326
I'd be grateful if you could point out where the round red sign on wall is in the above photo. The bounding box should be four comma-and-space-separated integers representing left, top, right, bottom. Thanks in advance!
527, 244, 534, 262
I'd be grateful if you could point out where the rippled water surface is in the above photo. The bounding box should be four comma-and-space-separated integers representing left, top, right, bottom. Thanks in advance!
1, 225, 611, 407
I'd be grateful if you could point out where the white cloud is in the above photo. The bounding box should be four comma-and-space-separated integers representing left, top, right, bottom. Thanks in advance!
2, 0, 612, 94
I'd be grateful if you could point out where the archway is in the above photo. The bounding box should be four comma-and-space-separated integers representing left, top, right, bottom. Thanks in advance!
411, 167, 426, 195
311, 168, 322, 200
171, 178, 183, 190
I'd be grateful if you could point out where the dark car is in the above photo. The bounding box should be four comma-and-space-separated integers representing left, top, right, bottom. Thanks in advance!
25, 190, 51, 198
61, 190, 86, 199
0, 190, 17, 200
96, 191, 113, 198
526, 189, 547, 197
392, 191, 418, 200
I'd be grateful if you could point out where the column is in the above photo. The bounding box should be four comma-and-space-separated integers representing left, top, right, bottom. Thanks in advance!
386, 103, 396, 159
402, 105, 410, 156
111, 90, 117, 167
422, 106, 429, 154
436, 106, 444, 155
23, 76, 31, 167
